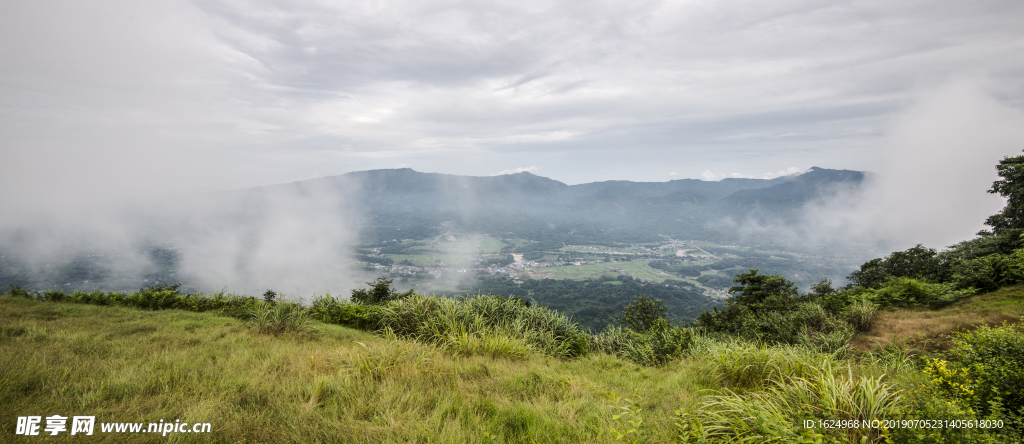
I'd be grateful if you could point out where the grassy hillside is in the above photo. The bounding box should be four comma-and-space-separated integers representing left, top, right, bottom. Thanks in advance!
4, 285, 1022, 443
0, 297, 712, 443
853, 284, 1024, 351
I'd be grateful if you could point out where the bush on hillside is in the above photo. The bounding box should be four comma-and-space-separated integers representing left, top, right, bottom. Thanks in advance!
862, 277, 974, 309
310, 293, 381, 330
350, 277, 414, 305
844, 295, 878, 332
8, 285, 30, 298
847, 244, 944, 288
4, 284, 261, 319
590, 319, 692, 366
696, 271, 856, 347
375, 294, 589, 358
929, 321, 1024, 424
948, 252, 1024, 293
248, 301, 318, 336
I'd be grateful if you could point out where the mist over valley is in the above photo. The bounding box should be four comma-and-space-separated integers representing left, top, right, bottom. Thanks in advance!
1, 165, 883, 328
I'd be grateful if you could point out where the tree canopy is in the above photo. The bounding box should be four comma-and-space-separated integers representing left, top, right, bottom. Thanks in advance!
986, 153, 1024, 237
618, 295, 667, 332
728, 268, 799, 314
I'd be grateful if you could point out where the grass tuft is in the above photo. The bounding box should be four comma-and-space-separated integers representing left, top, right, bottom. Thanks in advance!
247, 301, 319, 336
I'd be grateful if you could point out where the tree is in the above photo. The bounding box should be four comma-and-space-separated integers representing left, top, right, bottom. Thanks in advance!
695, 270, 801, 340
986, 153, 1024, 236
350, 277, 413, 305
728, 269, 799, 314
618, 295, 667, 332
846, 245, 942, 288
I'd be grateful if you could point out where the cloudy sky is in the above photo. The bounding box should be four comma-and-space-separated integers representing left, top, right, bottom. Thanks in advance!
3, 0, 1024, 211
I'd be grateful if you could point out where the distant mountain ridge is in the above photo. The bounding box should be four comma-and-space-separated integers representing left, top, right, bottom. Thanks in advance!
0, 166, 866, 293
257, 166, 866, 245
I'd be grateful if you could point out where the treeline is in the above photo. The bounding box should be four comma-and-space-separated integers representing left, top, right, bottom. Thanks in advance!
5, 283, 259, 319
456, 275, 718, 331
691, 235, 1024, 351
354, 254, 394, 266
650, 252, 857, 290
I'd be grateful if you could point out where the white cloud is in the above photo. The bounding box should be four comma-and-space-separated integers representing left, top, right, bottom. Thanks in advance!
2, 0, 1024, 195
700, 167, 808, 181
801, 79, 1024, 250
491, 166, 540, 176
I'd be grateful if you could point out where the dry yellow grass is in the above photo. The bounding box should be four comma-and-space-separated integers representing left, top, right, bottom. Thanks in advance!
853, 285, 1024, 351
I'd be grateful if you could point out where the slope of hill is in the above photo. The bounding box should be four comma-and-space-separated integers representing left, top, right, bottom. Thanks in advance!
0, 296, 709, 443
852, 284, 1024, 351
271, 166, 867, 244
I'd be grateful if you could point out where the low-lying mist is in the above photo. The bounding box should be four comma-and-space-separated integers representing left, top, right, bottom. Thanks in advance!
0, 177, 367, 300
720, 80, 1024, 255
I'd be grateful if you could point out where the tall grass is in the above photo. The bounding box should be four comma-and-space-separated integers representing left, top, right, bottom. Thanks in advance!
374, 294, 589, 358
333, 337, 437, 381
589, 321, 692, 366
677, 365, 900, 443
247, 301, 318, 336
696, 337, 841, 391
861, 340, 917, 374
678, 338, 902, 443
845, 295, 879, 332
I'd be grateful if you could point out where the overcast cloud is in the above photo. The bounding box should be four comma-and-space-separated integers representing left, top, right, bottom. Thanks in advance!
2, 0, 1024, 216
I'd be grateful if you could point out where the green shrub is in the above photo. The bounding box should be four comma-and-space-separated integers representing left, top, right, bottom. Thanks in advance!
375, 294, 589, 358
698, 298, 854, 349
310, 293, 380, 329
863, 277, 975, 309
696, 271, 861, 350
7, 285, 31, 298
950, 253, 1024, 293
350, 277, 413, 305
43, 289, 68, 302
844, 295, 878, 332
795, 302, 829, 330
889, 374, 1014, 444
847, 244, 944, 289
934, 321, 1024, 421
592, 320, 693, 366
607, 390, 648, 443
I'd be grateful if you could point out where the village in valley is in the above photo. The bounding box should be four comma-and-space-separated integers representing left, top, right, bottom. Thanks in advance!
353, 230, 865, 300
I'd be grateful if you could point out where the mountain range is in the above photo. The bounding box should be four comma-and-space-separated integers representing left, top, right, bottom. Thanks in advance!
268, 166, 867, 245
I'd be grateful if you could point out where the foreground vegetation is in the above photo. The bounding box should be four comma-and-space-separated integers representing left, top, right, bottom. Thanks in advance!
4, 282, 1024, 443
1, 295, 714, 443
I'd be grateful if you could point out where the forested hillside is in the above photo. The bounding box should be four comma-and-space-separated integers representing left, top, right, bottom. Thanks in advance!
339, 166, 865, 244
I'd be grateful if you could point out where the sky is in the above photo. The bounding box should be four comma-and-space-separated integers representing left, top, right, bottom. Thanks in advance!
2, 0, 1024, 211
